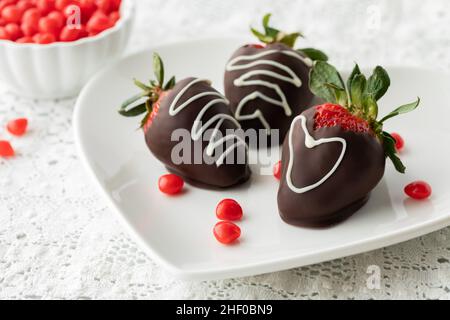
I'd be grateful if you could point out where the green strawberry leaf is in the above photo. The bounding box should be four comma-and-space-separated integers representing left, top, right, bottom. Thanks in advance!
164, 76, 176, 90
366, 66, 390, 101
262, 14, 271, 26
350, 74, 366, 109
262, 13, 280, 38
379, 97, 421, 123
265, 27, 280, 39
325, 83, 347, 106
119, 100, 147, 117
382, 131, 406, 173
310, 61, 346, 104
364, 95, 379, 120
134, 79, 151, 91
262, 13, 271, 29
298, 48, 328, 61
250, 27, 274, 44
153, 53, 164, 87
278, 32, 302, 48
347, 64, 361, 92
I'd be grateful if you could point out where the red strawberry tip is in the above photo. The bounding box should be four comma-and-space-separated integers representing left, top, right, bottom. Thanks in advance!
314, 103, 371, 133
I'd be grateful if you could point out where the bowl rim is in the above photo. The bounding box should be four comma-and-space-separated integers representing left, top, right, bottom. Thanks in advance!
0, 0, 135, 49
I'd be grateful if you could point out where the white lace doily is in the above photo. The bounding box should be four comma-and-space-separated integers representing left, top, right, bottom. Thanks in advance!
1, 0, 449, 299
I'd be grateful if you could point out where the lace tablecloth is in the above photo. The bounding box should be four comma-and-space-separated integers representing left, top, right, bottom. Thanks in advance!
1, 0, 450, 300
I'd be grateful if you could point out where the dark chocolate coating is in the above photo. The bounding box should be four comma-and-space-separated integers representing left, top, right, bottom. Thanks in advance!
277, 107, 386, 227
224, 43, 315, 146
145, 77, 251, 189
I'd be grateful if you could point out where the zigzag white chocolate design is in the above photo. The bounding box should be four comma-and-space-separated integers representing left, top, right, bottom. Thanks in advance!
286, 115, 347, 193
169, 78, 247, 166
226, 49, 313, 134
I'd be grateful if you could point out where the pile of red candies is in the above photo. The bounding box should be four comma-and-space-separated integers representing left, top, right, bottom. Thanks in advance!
0, 0, 121, 44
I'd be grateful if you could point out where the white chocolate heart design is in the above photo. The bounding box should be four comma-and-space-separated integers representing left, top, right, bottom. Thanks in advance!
286, 115, 347, 194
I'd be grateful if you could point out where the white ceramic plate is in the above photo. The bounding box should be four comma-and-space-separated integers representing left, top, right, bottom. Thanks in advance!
74, 38, 450, 280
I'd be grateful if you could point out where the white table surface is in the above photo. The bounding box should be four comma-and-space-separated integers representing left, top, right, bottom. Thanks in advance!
1, 0, 450, 300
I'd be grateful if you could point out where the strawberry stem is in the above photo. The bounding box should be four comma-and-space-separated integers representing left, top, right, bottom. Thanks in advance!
118, 53, 176, 126
309, 61, 421, 173
250, 13, 328, 61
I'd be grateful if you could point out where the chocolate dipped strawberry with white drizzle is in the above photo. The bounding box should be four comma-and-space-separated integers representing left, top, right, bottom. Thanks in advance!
277, 61, 421, 227
224, 14, 328, 146
119, 54, 251, 189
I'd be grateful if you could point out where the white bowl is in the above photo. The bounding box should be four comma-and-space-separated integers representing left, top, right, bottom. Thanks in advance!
0, 0, 135, 99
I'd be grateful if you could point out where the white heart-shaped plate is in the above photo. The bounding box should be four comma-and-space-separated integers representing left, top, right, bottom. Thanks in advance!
74, 38, 450, 280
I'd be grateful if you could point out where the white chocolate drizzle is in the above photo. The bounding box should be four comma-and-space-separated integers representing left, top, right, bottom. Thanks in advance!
169, 78, 247, 166
286, 115, 347, 193
226, 49, 313, 133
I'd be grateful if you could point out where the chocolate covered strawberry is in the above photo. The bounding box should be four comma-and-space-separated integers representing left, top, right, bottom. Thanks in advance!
119, 53, 251, 189
224, 13, 328, 146
277, 61, 420, 227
